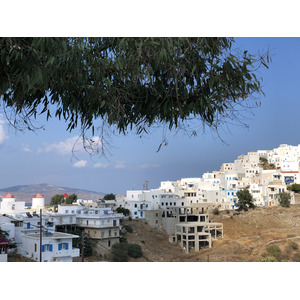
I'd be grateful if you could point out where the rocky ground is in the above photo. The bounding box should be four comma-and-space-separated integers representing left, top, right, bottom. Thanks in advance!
122, 204, 300, 262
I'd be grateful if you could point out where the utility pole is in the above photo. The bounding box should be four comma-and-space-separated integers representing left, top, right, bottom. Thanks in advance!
81, 230, 85, 262
39, 208, 42, 262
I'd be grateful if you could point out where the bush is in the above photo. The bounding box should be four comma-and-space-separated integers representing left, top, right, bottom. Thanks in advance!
123, 225, 133, 233
127, 243, 143, 258
111, 243, 128, 262
116, 207, 131, 216
288, 241, 299, 251
212, 207, 219, 215
277, 192, 291, 208
287, 184, 300, 193
266, 245, 282, 261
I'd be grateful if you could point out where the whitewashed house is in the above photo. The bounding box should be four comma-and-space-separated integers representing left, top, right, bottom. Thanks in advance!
20, 231, 80, 262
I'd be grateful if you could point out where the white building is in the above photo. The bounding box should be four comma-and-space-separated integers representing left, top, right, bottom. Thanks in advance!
19, 231, 80, 262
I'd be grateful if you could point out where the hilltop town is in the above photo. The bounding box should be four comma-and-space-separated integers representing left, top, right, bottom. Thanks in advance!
1, 143, 300, 262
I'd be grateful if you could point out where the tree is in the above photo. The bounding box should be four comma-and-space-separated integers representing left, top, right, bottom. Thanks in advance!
236, 189, 255, 211
287, 184, 300, 193
71, 229, 93, 257
0, 38, 269, 153
127, 243, 143, 258
65, 193, 77, 204
116, 206, 130, 216
103, 193, 116, 200
111, 242, 129, 262
259, 157, 268, 165
50, 194, 64, 206
277, 191, 291, 208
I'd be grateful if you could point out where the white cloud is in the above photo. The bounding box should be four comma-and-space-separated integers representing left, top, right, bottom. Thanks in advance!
94, 162, 110, 168
44, 136, 81, 155
115, 161, 126, 169
22, 144, 32, 152
43, 135, 103, 155
139, 164, 160, 169
73, 160, 88, 168
0, 116, 8, 145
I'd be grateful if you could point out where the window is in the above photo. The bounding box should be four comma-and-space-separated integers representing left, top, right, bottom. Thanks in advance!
34, 243, 37, 252
108, 240, 111, 247
42, 244, 53, 252
58, 243, 68, 250
65, 210, 68, 213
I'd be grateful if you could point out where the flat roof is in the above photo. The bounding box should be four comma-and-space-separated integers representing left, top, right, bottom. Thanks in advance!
25, 232, 79, 239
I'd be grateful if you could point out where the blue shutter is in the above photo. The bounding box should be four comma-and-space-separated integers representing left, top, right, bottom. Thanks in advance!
27, 222, 30, 229
65, 243, 69, 250
58, 243, 61, 250
49, 244, 53, 252
42, 245, 45, 252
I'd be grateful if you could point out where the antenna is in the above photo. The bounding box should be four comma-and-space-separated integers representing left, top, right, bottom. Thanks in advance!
143, 181, 148, 191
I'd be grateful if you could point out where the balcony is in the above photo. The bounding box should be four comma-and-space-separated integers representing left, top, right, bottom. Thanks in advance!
52, 248, 80, 258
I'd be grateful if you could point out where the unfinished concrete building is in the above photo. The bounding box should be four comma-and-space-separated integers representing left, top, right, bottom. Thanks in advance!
145, 206, 223, 253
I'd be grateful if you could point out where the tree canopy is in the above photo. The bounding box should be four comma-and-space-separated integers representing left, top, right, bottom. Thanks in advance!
277, 191, 291, 208
0, 37, 269, 151
50, 194, 64, 206
65, 193, 77, 204
236, 189, 255, 211
103, 193, 116, 200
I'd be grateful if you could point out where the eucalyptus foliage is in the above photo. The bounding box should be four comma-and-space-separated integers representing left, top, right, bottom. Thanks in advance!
0, 37, 269, 142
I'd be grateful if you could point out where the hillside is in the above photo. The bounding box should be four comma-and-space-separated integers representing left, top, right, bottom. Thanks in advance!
121, 204, 300, 262
0, 183, 105, 204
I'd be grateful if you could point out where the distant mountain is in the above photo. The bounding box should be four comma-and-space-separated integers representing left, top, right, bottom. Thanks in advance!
0, 183, 106, 204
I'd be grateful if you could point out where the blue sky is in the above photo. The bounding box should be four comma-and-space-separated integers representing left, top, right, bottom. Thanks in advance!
1, 37, 300, 195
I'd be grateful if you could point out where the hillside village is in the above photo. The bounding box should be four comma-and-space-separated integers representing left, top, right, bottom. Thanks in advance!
1, 143, 300, 262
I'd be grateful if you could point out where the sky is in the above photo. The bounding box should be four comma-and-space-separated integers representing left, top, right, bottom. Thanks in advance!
1, 37, 300, 195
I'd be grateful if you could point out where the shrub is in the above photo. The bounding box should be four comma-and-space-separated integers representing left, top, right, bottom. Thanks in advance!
266, 245, 282, 261
123, 225, 133, 233
212, 207, 219, 215
288, 241, 299, 251
111, 243, 128, 262
277, 192, 291, 208
127, 243, 143, 258
287, 184, 300, 193
116, 207, 130, 216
